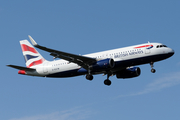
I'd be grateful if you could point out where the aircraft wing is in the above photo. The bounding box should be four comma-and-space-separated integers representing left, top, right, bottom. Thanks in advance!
28, 35, 96, 70
7, 65, 35, 71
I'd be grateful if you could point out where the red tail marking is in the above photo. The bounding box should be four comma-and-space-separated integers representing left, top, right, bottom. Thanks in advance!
27, 59, 44, 68
21, 44, 38, 53
18, 70, 26, 74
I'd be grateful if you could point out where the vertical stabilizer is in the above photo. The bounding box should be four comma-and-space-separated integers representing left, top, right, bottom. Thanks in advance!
20, 40, 46, 68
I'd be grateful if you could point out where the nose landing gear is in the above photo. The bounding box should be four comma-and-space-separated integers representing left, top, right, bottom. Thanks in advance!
150, 62, 156, 73
151, 68, 156, 73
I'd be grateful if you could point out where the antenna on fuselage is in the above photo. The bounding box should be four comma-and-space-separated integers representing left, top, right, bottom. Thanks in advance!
53, 57, 57, 60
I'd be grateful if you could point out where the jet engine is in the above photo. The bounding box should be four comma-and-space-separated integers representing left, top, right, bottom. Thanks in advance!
90, 58, 115, 71
116, 67, 141, 79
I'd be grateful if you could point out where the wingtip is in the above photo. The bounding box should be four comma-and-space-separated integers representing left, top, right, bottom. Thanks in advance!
28, 35, 38, 46
6, 64, 16, 68
6, 65, 11, 67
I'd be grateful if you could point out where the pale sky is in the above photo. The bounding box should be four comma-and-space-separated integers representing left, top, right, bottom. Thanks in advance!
1, 1, 180, 120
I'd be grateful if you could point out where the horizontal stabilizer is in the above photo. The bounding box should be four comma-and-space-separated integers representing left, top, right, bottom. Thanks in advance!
7, 65, 35, 71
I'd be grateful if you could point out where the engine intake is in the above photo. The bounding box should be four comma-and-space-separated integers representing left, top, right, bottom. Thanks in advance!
116, 67, 141, 79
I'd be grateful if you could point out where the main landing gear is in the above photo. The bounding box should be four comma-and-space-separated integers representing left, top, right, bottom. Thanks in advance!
85, 72, 112, 86
150, 62, 156, 73
85, 66, 112, 86
86, 74, 112, 86
104, 74, 111, 86
86, 74, 93, 80
86, 67, 93, 80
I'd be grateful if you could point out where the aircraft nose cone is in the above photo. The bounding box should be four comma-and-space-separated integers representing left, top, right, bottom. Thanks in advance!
169, 48, 175, 57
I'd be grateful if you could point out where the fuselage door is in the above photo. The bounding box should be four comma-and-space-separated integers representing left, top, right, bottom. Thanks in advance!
145, 44, 152, 54
145, 48, 150, 54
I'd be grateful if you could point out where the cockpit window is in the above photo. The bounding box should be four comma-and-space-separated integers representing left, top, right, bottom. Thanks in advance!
156, 44, 167, 48
163, 45, 167, 47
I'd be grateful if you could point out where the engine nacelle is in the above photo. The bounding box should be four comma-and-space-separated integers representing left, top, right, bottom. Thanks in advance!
116, 67, 141, 79
90, 58, 115, 71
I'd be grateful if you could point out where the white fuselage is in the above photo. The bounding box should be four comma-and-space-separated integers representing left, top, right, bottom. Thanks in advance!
27, 42, 174, 77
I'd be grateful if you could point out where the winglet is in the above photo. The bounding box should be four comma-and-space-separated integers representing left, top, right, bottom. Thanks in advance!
28, 35, 38, 46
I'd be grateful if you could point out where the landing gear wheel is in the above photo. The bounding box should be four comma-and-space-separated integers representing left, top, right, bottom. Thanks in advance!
86, 74, 93, 80
151, 69, 156, 73
104, 79, 111, 86
150, 62, 156, 73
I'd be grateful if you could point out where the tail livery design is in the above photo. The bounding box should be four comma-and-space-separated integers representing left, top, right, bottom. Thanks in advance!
7, 39, 47, 76
20, 40, 45, 68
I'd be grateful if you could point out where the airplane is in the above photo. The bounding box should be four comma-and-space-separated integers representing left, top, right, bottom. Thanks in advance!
7, 36, 174, 86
